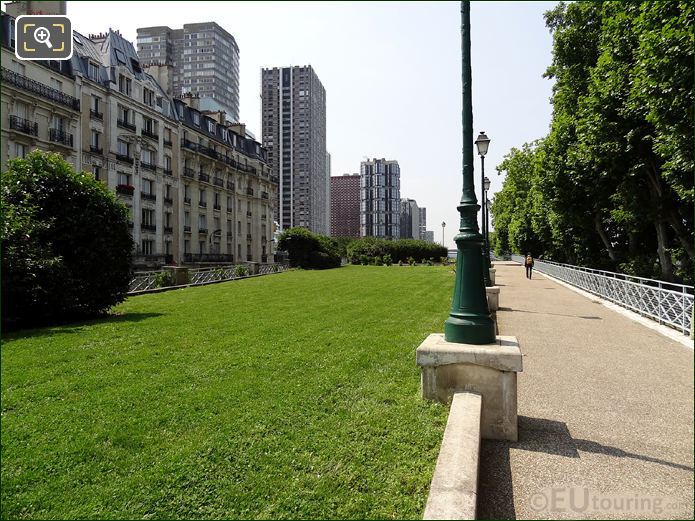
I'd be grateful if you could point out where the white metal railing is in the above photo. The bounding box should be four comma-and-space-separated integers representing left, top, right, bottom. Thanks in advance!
128, 263, 289, 295
511, 255, 693, 335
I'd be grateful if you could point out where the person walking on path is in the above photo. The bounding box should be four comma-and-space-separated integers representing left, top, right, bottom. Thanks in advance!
525, 253, 534, 279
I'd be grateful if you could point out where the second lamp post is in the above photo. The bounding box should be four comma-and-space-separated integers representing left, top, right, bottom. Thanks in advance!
475, 131, 492, 286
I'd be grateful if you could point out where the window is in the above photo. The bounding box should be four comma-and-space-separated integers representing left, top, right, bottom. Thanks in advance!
90, 130, 100, 148
142, 179, 154, 195
50, 78, 62, 91
198, 214, 207, 229
143, 88, 155, 106
199, 188, 206, 204
199, 241, 206, 254
118, 171, 131, 186
214, 216, 220, 230
184, 185, 190, 199
226, 196, 232, 210
143, 116, 156, 133
91, 95, 101, 112
119, 105, 130, 124
88, 62, 99, 80
165, 184, 172, 199
207, 119, 215, 132
164, 127, 172, 141
192, 111, 200, 126
141, 149, 154, 164
51, 115, 65, 131
15, 143, 26, 158
118, 74, 132, 95
141, 239, 154, 255
164, 155, 171, 171
115, 48, 127, 64
142, 208, 155, 226
117, 139, 129, 156
214, 192, 220, 206
184, 239, 190, 254
91, 164, 101, 180
184, 211, 191, 226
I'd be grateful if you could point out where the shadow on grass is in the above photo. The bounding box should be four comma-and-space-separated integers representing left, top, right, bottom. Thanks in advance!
477, 416, 694, 518
2, 312, 164, 340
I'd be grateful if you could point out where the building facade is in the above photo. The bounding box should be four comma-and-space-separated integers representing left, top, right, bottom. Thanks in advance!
360, 158, 400, 239
261, 65, 328, 235
137, 22, 240, 122
330, 174, 360, 238
418, 207, 427, 240
424, 230, 435, 243
0, 13, 275, 268
399, 198, 421, 240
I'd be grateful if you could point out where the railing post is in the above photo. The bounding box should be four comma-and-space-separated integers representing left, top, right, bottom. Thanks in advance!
165, 266, 189, 286
658, 283, 663, 325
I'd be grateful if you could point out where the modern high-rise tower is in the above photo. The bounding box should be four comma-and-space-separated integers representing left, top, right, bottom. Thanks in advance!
360, 158, 400, 239
136, 22, 240, 122
261, 66, 328, 234
330, 174, 361, 238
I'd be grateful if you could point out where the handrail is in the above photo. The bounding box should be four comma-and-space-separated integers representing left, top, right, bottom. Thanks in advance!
511, 255, 693, 335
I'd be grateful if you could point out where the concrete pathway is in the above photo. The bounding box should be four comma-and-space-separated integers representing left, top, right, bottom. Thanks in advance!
477, 263, 694, 520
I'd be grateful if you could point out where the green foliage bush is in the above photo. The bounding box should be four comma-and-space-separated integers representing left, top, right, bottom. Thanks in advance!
347, 238, 447, 265
234, 265, 250, 277
154, 271, 173, 288
1, 151, 133, 327
277, 227, 341, 269
382, 254, 393, 266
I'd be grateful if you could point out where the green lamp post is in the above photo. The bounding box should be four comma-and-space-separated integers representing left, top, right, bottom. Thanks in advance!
443, 0, 496, 345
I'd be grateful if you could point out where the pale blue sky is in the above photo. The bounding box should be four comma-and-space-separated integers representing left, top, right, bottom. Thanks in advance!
32, 1, 557, 247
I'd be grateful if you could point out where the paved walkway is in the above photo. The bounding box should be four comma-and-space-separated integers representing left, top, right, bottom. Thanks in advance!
477, 263, 694, 519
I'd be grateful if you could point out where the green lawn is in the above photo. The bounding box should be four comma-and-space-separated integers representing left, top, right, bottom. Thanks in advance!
1, 266, 454, 519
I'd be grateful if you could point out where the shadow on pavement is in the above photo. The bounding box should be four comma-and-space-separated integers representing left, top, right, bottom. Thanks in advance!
477, 416, 693, 518
497, 307, 602, 320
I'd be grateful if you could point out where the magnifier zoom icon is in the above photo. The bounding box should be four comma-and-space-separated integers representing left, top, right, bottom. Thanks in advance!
34, 27, 53, 49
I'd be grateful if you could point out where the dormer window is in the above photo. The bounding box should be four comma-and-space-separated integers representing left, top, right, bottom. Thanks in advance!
118, 74, 132, 96
192, 112, 200, 126
143, 88, 155, 107
114, 48, 127, 65
88, 62, 99, 81
207, 119, 215, 133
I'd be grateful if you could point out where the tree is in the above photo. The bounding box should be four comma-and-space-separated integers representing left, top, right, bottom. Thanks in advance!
277, 227, 341, 269
2, 151, 134, 327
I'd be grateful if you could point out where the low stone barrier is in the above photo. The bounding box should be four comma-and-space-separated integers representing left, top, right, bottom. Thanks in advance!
423, 391, 482, 520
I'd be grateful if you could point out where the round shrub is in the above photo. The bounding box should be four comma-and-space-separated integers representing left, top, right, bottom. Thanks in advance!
277, 227, 340, 269
1, 151, 133, 327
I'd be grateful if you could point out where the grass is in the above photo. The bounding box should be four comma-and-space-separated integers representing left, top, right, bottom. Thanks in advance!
1, 266, 455, 519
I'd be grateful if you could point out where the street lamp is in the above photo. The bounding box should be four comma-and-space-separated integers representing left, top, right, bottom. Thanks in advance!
475, 132, 492, 286
443, 1, 495, 345
441, 221, 446, 246
483, 175, 492, 284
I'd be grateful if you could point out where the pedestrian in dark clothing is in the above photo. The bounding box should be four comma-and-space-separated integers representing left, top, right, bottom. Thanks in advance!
525, 253, 534, 279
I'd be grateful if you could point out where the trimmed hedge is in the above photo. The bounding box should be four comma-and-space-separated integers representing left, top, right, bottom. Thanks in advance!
347, 238, 447, 264
1, 151, 133, 328
277, 227, 341, 269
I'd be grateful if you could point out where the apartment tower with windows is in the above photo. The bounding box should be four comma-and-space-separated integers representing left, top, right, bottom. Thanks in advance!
360, 158, 400, 239
261, 65, 328, 235
330, 174, 360, 238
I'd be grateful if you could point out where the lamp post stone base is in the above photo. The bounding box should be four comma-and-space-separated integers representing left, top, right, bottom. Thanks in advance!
486, 286, 500, 312
489, 268, 496, 285
416, 333, 522, 441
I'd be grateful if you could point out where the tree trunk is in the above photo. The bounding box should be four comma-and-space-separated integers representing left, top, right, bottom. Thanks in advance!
666, 208, 695, 260
654, 218, 674, 282
594, 213, 617, 262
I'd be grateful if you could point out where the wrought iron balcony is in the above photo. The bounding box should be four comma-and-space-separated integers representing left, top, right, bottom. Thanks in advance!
163, 138, 172, 147
117, 119, 136, 132
141, 161, 157, 172
141, 192, 156, 202
1, 67, 80, 110
214, 204, 221, 211
183, 167, 195, 179
198, 227, 208, 234
164, 226, 174, 234
90, 109, 103, 120
246, 234, 252, 242
198, 172, 210, 182
141, 129, 159, 141
90, 145, 103, 154
164, 197, 173, 205
227, 181, 235, 190
163, 168, 173, 176
198, 201, 207, 208
9, 115, 38, 136
183, 253, 233, 263
184, 197, 191, 205
49, 128, 73, 147
184, 225, 191, 232
181, 139, 197, 151
246, 211, 253, 218
116, 153, 133, 164
246, 187, 254, 196
141, 223, 157, 232
213, 177, 224, 187
116, 184, 135, 196
261, 191, 269, 200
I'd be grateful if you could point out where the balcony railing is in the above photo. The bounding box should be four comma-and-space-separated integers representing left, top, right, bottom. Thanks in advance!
9, 115, 38, 136
213, 177, 224, 187
181, 139, 197, 151
198, 227, 208, 234
213, 204, 221, 211
164, 197, 173, 205
1, 67, 80, 110
183, 167, 195, 179
116, 153, 133, 164
198, 201, 207, 208
199, 145, 220, 160
163, 138, 173, 147
90, 145, 103, 154
261, 214, 267, 220
246, 211, 253, 218
116, 184, 134, 196
141, 129, 159, 141
141, 161, 157, 172
227, 181, 235, 190
164, 226, 173, 234
246, 234, 252, 242
49, 128, 73, 147
90, 109, 103, 120
246, 188, 254, 196
184, 225, 191, 232
141, 223, 157, 232
183, 253, 234, 263
117, 119, 136, 132
184, 197, 191, 205
261, 191, 269, 200
141, 192, 156, 202
163, 168, 173, 176
198, 173, 210, 183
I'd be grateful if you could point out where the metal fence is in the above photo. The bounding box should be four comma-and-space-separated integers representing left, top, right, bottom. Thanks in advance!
128, 263, 290, 295
510, 255, 693, 336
